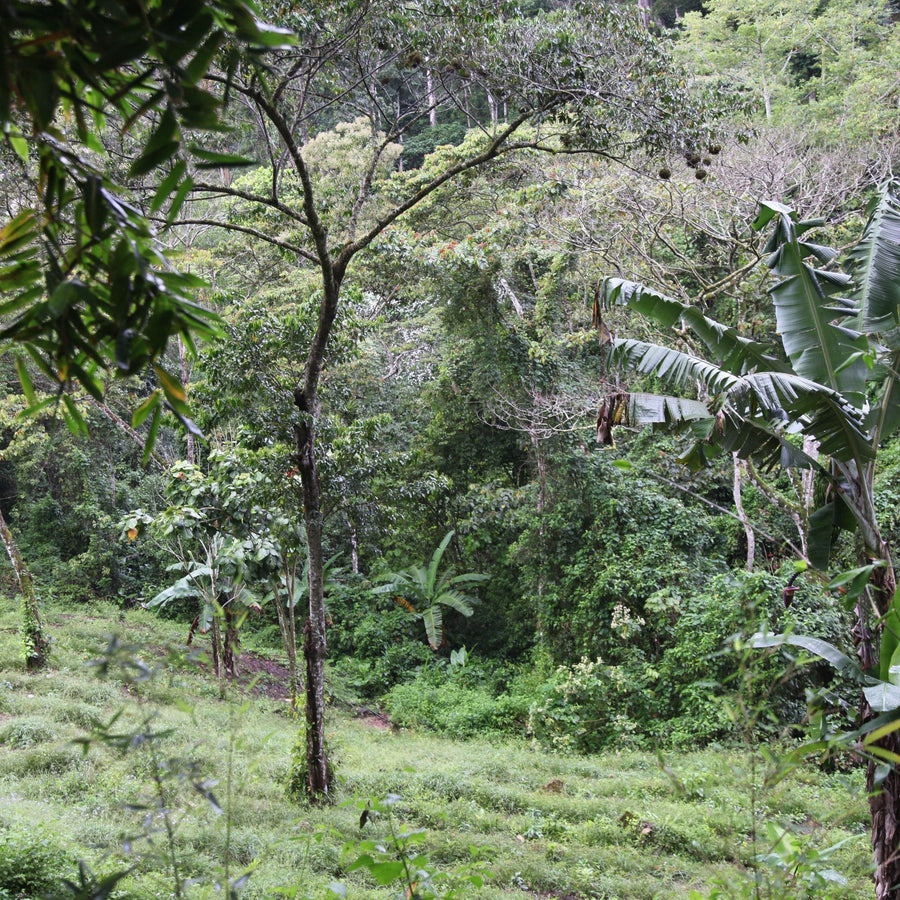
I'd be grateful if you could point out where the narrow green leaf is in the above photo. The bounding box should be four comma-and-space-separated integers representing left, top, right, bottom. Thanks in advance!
185, 33, 224, 85
132, 390, 162, 428
188, 146, 256, 168
129, 141, 181, 178
15, 357, 36, 406
150, 160, 187, 214
154, 365, 187, 404
62, 394, 89, 437
142, 405, 162, 467
864, 721, 900, 751
8, 132, 28, 164
826, 563, 883, 595
167, 176, 194, 224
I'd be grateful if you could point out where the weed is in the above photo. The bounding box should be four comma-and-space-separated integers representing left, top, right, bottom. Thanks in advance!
0, 717, 57, 748
0, 826, 72, 898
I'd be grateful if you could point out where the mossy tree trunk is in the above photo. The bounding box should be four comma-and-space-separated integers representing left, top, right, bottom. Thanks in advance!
0, 508, 49, 670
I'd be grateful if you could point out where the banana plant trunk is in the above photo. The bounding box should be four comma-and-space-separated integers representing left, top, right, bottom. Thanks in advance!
871, 740, 900, 900
866, 560, 900, 900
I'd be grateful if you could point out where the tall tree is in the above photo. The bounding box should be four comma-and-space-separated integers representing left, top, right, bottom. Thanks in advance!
173, 0, 727, 797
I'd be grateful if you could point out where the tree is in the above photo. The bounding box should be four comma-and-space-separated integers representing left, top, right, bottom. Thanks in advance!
598, 179, 900, 899
126, 450, 288, 694
170, 0, 728, 797
0, 506, 48, 670
0, 0, 292, 673
677, 0, 899, 136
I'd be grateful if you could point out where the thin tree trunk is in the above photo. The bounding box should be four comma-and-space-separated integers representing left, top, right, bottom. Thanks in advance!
426, 68, 437, 128
347, 512, 359, 575
637, 0, 651, 29
272, 569, 300, 709
211, 615, 226, 698
223, 601, 239, 680
179, 337, 196, 465
487, 90, 498, 128
295, 396, 331, 797
732, 455, 755, 571
0, 508, 48, 670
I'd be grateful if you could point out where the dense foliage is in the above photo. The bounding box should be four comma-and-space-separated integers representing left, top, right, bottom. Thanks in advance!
1, 0, 899, 892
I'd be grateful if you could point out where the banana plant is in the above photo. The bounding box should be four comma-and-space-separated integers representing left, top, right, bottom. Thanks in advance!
372, 531, 487, 651
600, 179, 900, 581
600, 179, 900, 899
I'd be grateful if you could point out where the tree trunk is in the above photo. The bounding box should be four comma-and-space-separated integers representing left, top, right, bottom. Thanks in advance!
0, 508, 49, 670
864, 560, 900, 899
294, 398, 331, 798
637, 0, 652, 29
870, 732, 900, 900
223, 601, 239, 680
210, 615, 224, 695
732, 455, 755, 571
273, 569, 300, 709
178, 337, 196, 465
426, 67, 437, 128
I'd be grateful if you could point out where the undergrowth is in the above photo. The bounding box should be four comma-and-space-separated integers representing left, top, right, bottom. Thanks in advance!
0, 601, 873, 900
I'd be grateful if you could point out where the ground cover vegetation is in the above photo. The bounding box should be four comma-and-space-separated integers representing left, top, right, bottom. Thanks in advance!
0, 604, 877, 899
1, 0, 900, 895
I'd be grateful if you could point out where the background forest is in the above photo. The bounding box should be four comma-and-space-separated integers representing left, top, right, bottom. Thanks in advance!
1, 0, 900, 896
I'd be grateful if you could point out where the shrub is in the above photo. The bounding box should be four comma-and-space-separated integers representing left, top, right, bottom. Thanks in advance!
527, 567, 858, 752
0, 827, 71, 899
527, 657, 642, 754
326, 580, 434, 697
0, 718, 57, 749
383, 655, 531, 737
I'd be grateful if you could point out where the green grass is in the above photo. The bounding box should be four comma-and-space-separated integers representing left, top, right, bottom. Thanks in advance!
0, 601, 873, 900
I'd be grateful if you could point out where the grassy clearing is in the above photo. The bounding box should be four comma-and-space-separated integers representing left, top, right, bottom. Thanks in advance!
0, 602, 873, 900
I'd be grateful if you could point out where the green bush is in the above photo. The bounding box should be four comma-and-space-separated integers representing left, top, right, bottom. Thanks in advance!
0, 827, 71, 900
386, 680, 528, 737
0, 718, 57, 749
383, 655, 531, 737
658, 568, 856, 745
527, 567, 858, 752
327, 580, 435, 697
527, 657, 644, 754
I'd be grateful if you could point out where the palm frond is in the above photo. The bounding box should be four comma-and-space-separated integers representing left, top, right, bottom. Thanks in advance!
850, 179, 900, 331
448, 572, 489, 586
867, 347, 900, 447
732, 372, 872, 465
434, 589, 475, 617
420, 605, 443, 651
602, 278, 785, 375
610, 339, 740, 396
426, 531, 455, 596
623, 392, 711, 426
755, 204, 866, 405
